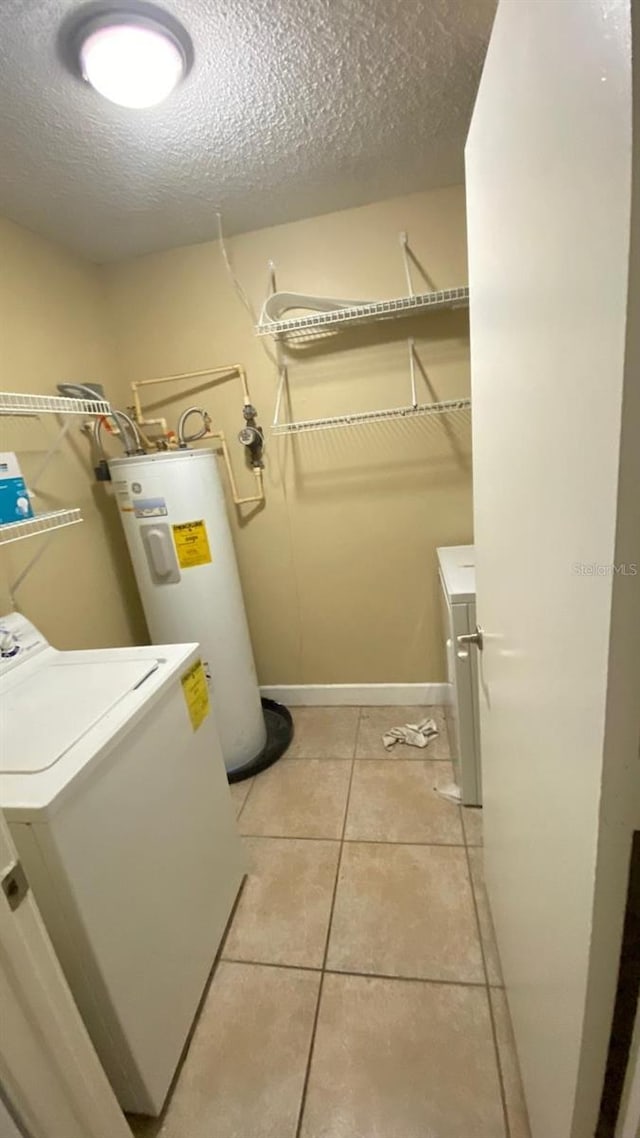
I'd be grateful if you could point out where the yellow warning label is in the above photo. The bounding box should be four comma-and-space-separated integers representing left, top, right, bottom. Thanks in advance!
181, 660, 210, 731
172, 520, 212, 569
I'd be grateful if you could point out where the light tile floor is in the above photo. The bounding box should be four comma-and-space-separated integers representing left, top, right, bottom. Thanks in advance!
129, 706, 530, 1138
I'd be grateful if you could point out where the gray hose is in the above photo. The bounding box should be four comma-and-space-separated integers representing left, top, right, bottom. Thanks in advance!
112, 408, 144, 455
177, 406, 208, 447
95, 407, 143, 457
57, 382, 103, 403
57, 383, 142, 456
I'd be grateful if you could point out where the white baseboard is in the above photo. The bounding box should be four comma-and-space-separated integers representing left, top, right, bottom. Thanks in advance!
260, 683, 449, 707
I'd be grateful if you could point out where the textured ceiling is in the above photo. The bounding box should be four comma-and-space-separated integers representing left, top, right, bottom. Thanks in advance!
0, 0, 496, 262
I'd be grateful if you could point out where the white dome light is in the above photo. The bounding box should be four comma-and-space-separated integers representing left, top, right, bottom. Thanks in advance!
77, 12, 190, 109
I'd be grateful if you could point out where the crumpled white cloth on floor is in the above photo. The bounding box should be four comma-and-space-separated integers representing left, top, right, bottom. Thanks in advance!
434, 781, 462, 803
382, 717, 439, 751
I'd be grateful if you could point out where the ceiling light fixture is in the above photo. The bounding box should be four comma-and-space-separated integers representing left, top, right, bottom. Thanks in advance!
66, 4, 193, 109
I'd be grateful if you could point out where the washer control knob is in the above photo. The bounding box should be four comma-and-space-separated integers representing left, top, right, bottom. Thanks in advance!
0, 629, 19, 658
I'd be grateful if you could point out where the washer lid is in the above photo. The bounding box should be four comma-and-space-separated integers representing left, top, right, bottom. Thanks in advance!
1, 658, 159, 774
437, 544, 476, 604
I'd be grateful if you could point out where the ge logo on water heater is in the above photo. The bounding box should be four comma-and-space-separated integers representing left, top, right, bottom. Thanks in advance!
131, 482, 142, 494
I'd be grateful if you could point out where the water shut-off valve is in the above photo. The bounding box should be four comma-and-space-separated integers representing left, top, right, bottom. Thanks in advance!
238, 404, 264, 469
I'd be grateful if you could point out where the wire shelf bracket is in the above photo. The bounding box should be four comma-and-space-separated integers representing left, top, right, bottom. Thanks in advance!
1, 390, 112, 493
263, 239, 471, 435
0, 391, 100, 606
271, 340, 471, 436
2, 510, 84, 609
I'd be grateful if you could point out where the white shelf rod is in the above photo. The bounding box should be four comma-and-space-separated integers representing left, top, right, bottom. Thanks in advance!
0, 509, 83, 546
400, 232, 415, 296
408, 338, 418, 407
0, 392, 111, 417
29, 421, 73, 495
272, 365, 288, 429
271, 398, 471, 436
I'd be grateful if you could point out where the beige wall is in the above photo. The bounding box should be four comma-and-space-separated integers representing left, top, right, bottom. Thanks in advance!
102, 186, 473, 684
0, 217, 145, 648
0, 187, 471, 680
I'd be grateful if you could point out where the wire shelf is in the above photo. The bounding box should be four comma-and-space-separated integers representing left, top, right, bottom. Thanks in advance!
271, 397, 471, 436
256, 287, 469, 341
0, 392, 111, 417
0, 509, 83, 546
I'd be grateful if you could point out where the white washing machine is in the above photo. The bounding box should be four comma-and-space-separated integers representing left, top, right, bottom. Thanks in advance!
437, 545, 483, 806
0, 612, 246, 1116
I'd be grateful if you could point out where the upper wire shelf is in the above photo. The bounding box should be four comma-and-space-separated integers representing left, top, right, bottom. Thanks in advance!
256, 286, 469, 342
0, 508, 83, 546
0, 392, 111, 417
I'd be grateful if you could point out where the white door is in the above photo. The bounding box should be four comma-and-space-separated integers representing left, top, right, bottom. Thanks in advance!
465, 2, 640, 1137
0, 809, 131, 1138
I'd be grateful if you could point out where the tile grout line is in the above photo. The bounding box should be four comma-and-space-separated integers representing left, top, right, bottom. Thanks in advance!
293, 708, 361, 1138
463, 831, 511, 1138
289, 756, 454, 762
219, 955, 492, 989
326, 965, 487, 989
322, 707, 361, 966
223, 957, 322, 975
235, 772, 258, 822
216, 872, 249, 964
237, 832, 472, 847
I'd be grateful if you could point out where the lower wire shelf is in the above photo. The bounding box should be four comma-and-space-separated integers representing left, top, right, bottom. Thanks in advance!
271, 398, 471, 436
0, 508, 83, 546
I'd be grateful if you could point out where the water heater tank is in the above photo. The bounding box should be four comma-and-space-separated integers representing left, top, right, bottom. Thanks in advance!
109, 449, 267, 777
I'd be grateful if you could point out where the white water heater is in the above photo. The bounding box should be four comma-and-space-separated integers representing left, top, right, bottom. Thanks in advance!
109, 449, 267, 776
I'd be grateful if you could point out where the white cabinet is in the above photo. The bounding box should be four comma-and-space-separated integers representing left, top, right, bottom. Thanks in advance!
437, 545, 482, 805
